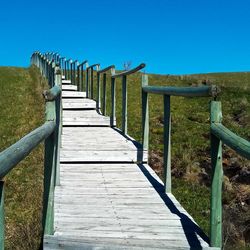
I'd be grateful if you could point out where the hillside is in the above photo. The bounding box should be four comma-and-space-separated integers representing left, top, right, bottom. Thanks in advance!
0, 66, 45, 249
101, 70, 250, 249
0, 66, 249, 249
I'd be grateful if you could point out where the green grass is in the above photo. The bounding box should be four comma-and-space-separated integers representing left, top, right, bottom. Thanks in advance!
92, 70, 250, 248
0, 66, 249, 249
0, 66, 45, 249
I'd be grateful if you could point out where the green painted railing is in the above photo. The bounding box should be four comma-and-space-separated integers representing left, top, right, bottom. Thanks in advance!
86, 64, 100, 99
4, 51, 249, 250
0, 52, 63, 249
111, 63, 146, 132
96, 65, 115, 114
77, 60, 88, 92
140, 76, 250, 249
210, 101, 250, 248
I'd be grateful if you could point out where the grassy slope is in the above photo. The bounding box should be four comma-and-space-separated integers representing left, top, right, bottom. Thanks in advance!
0, 67, 249, 249
0, 66, 45, 249
97, 70, 250, 248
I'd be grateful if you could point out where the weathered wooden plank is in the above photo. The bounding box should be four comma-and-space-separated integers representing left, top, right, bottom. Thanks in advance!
62, 79, 71, 84
60, 150, 147, 163
44, 235, 216, 250
62, 85, 77, 91
62, 91, 86, 98
62, 99, 96, 109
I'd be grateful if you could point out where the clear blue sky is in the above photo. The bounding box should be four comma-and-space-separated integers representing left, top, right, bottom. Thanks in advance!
1, 0, 250, 74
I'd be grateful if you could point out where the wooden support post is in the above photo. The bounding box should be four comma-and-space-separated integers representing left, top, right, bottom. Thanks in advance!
142, 74, 149, 153
77, 64, 80, 91
97, 72, 101, 110
122, 75, 128, 134
0, 181, 4, 250
86, 68, 89, 98
102, 73, 107, 116
42, 100, 56, 237
55, 66, 62, 186
91, 68, 94, 99
111, 68, 116, 127
80, 64, 84, 92
70, 60, 73, 83
210, 101, 223, 248
164, 95, 171, 193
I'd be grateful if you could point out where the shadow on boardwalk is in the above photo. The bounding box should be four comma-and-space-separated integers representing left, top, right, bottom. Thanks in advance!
138, 163, 210, 250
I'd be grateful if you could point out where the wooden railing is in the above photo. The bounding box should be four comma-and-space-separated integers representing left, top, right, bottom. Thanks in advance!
1, 51, 249, 249
0, 52, 63, 248
111, 63, 146, 133
210, 101, 250, 247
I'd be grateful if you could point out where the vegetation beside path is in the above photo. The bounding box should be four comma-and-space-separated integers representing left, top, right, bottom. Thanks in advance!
0, 66, 45, 249
0, 66, 249, 249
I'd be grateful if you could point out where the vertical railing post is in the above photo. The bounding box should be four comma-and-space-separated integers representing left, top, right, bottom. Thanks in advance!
54, 65, 62, 186
70, 60, 73, 83
90, 67, 94, 99
96, 66, 101, 110
122, 75, 128, 134
42, 101, 56, 237
80, 64, 84, 92
0, 181, 4, 249
102, 73, 107, 116
86, 68, 89, 98
64, 58, 66, 78
110, 68, 116, 127
210, 101, 223, 248
142, 74, 149, 154
163, 95, 171, 193
77, 64, 80, 90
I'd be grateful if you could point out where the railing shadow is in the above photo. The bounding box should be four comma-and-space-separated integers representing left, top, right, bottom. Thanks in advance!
137, 163, 210, 249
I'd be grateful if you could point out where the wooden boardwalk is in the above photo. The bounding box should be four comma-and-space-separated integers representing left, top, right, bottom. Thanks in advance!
44, 78, 216, 249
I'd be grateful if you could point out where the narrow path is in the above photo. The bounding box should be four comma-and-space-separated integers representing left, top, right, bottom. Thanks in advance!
44, 78, 216, 249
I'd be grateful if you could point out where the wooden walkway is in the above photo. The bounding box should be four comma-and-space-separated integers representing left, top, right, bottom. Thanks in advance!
44, 78, 217, 249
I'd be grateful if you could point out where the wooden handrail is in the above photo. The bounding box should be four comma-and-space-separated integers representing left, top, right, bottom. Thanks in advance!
112, 63, 145, 78
0, 121, 55, 179
98, 65, 115, 74
211, 123, 250, 159
142, 85, 219, 98
86, 63, 100, 70
43, 85, 61, 101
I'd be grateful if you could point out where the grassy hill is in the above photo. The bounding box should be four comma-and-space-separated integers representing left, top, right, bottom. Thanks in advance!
0, 66, 249, 249
0, 66, 45, 249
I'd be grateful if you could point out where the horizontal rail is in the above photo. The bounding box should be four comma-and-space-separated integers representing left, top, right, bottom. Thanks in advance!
112, 63, 145, 78
43, 85, 61, 101
78, 60, 88, 67
87, 63, 100, 70
98, 65, 115, 74
0, 121, 56, 179
211, 123, 250, 159
142, 85, 219, 97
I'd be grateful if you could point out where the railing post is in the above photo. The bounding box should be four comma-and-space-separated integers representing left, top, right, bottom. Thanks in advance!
80, 64, 84, 92
90, 67, 94, 99
42, 100, 56, 237
164, 95, 171, 193
54, 65, 62, 186
86, 68, 89, 98
0, 181, 4, 249
77, 64, 80, 91
122, 75, 128, 134
70, 60, 73, 83
142, 75, 149, 154
110, 68, 116, 127
210, 101, 223, 248
102, 73, 107, 116
97, 71, 101, 110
